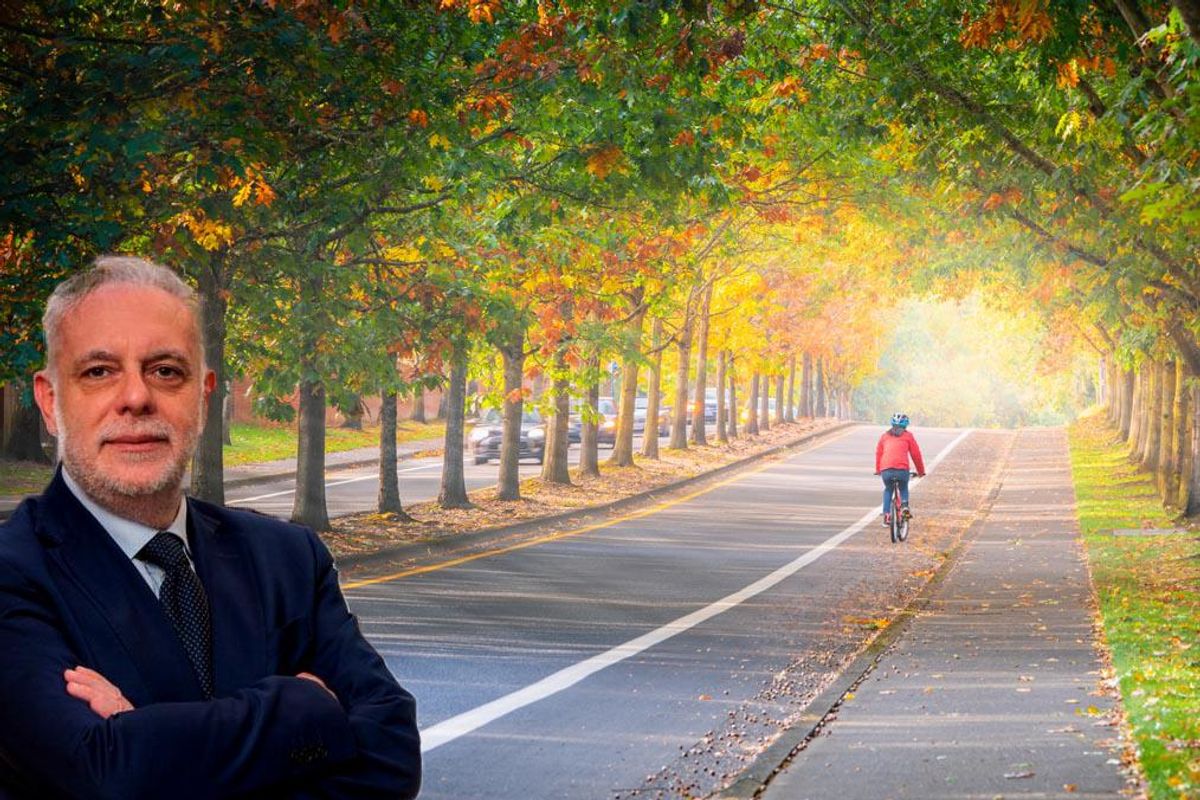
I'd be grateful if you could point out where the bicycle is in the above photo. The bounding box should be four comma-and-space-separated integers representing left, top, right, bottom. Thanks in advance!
885, 471, 917, 543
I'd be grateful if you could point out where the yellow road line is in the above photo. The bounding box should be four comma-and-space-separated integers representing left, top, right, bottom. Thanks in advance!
341, 426, 857, 590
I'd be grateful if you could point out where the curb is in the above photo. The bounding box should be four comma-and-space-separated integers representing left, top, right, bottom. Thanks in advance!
710, 429, 1007, 800
334, 421, 859, 572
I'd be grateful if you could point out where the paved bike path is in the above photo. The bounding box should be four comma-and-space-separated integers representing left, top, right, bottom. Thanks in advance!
760, 428, 1131, 799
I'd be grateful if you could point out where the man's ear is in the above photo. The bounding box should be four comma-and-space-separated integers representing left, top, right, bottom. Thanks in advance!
33, 370, 59, 436
202, 369, 217, 402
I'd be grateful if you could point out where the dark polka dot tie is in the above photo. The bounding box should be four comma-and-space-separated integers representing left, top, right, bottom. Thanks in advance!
137, 532, 214, 698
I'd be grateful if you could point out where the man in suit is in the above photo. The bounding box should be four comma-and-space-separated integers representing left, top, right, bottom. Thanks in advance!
0, 256, 421, 798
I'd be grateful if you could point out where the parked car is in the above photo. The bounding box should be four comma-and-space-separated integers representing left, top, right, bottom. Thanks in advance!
633, 397, 671, 436
469, 408, 545, 464
685, 388, 720, 424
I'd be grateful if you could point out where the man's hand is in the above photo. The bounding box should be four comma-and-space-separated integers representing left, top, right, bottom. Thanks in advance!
65, 666, 133, 719
297, 672, 338, 702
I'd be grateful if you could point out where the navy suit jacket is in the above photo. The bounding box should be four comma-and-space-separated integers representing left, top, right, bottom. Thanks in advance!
0, 471, 420, 799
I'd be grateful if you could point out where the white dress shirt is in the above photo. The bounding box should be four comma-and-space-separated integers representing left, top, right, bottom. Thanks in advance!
61, 467, 192, 598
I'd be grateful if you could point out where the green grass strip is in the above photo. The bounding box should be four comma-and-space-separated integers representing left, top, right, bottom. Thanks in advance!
1067, 412, 1200, 799
223, 420, 445, 466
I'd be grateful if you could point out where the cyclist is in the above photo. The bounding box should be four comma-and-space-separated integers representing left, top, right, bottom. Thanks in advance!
875, 413, 926, 527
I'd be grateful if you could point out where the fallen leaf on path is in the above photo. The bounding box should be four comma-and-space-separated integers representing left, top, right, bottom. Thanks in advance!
1004, 771, 1035, 779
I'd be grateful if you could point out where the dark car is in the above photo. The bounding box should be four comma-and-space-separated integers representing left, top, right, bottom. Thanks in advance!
469, 408, 545, 464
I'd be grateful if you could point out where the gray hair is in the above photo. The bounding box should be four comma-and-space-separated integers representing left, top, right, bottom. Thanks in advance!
42, 255, 206, 377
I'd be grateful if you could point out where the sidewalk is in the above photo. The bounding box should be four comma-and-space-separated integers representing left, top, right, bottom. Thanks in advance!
759, 428, 1133, 799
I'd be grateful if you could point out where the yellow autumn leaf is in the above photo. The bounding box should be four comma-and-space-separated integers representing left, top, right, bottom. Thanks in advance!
232, 182, 254, 208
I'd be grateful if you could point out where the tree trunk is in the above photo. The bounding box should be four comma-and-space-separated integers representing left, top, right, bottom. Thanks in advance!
438, 348, 471, 508
727, 355, 739, 439
774, 374, 785, 425
1164, 359, 1186, 508
669, 311, 693, 450
1128, 363, 1146, 453
1119, 367, 1135, 439
1140, 359, 1164, 469
435, 383, 448, 421
815, 359, 827, 416
377, 390, 409, 517
715, 349, 728, 443
497, 331, 526, 500
801, 352, 813, 417
292, 376, 330, 531
1107, 357, 1121, 428
759, 373, 770, 431
190, 252, 228, 504
1187, 384, 1200, 517
746, 372, 760, 435
689, 283, 713, 446
579, 352, 601, 478
785, 354, 796, 422
610, 300, 646, 467
410, 384, 426, 422
641, 318, 663, 460
221, 383, 232, 446
3, 382, 50, 463
541, 348, 572, 485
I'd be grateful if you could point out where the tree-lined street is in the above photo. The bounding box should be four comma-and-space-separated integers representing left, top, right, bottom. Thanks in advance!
338, 425, 1115, 799
3, 0, 1199, 795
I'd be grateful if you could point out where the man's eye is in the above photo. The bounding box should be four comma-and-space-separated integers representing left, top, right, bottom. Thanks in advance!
83, 366, 110, 378
152, 366, 184, 380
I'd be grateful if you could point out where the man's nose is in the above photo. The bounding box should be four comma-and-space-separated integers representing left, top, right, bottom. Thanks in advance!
116, 370, 155, 415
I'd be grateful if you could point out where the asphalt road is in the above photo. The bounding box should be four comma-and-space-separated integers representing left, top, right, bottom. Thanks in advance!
345, 425, 972, 799
223, 438, 640, 519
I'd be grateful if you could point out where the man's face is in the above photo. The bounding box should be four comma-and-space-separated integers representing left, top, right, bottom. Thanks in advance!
33, 283, 215, 504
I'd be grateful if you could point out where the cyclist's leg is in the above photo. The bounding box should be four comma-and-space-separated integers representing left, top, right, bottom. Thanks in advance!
881, 468, 906, 522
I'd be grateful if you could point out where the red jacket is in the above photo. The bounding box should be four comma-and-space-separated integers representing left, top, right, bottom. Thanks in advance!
876, 429, 926, 474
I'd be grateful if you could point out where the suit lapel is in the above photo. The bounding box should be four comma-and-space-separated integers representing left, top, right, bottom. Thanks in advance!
37, 472, 205, 703
187, 502, 269, 695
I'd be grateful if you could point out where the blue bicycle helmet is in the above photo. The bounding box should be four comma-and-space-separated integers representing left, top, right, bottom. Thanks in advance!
889, 413, 910, 428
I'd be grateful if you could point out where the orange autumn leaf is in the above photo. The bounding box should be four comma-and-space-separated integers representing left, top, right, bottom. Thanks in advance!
585, 144, 623, 179
672, 129, 695, 147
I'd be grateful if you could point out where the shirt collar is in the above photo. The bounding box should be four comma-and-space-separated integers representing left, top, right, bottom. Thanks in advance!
61, 467, 189, 560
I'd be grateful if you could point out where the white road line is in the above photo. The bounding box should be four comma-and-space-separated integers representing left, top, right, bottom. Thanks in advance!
228, 462, 439, 505
418, 428, 974, 753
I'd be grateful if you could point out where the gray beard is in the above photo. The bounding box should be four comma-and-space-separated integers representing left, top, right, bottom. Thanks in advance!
55, 402, 202, 524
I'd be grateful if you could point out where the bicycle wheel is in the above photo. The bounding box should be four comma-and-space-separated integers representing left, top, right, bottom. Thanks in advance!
897, 509, 909, 542
889, 483, 901, 543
